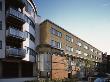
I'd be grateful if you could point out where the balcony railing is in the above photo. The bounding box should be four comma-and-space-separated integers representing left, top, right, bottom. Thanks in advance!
6, 46, 26, 58
6, 8, 26, 23
6, 27, 26, 41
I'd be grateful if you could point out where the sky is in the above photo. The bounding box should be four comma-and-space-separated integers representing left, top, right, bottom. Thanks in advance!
35, 0, 110, 54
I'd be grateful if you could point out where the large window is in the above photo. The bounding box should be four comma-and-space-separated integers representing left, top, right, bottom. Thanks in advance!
51, 28, 62, 37
66, 35, 73, 42
0, 21, 2, 30
0, 1, 2, 11
0, 41, 2, 49
51, 40, 62, 49
66, 45, 73, 52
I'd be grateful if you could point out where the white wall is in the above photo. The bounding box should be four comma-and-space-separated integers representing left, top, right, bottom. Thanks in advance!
23, 20, 36, 62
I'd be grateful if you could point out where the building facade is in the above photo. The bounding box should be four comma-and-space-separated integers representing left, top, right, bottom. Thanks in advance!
39, 20, 102, 79
0, 0, 103, 81
0, 0, 40, 82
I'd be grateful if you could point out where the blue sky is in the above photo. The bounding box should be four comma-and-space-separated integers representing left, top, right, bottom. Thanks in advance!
35, 0, 110, 54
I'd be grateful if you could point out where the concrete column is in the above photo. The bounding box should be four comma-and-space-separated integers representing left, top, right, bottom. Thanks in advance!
18, 62, 22, 77
33, 63, 37, 76
0, 61, 2, 78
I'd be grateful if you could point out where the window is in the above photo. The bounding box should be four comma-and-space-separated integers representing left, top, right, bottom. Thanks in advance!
66, 45, 73, 52
77, 42, 82, 47
90, 55, 93, 58
29, 33, 35, 42
51, 28, 62, 37
99, 52, 102, 55
99, 58, 101, 60
57, 42, 62, 49
0, 41, 2, 49
84, 45, 88, 49
51, 40, 55, 47
0, 21, 2, 30
66, 35, 73, 42
51, 40, 62, 49
90, 48, 94, 52
57, 31, 62, 37
84, 53, 88, 56
76, 50, 81, 55
92, 55, 94, 58
95, 51, 98, 54
0, 2, 2, 11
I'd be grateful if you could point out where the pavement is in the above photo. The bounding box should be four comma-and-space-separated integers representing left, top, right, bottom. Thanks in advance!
78, 81, 88, 82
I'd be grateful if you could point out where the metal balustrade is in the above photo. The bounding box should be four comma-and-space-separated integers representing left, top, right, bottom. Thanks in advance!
6, 27, 26, 40
6, 8, 26, 23
6, 46, 26, 58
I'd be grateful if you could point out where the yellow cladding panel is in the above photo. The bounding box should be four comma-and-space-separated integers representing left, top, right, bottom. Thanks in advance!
40, 21, 51, 44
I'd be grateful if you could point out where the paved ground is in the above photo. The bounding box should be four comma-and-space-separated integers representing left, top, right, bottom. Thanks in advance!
77, 80, 88, 82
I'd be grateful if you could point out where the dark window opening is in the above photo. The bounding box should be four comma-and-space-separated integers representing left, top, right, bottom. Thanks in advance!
30, 33, 35, 42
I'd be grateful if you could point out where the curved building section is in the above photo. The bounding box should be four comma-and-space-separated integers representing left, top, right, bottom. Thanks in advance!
23, 0, 37, 62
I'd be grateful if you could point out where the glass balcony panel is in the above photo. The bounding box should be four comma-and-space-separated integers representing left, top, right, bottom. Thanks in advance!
7, 27, 26, 40
6, 46, 25, 58
6, 8, 26, 23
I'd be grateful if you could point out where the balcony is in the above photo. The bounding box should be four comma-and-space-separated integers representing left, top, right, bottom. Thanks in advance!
6, 8, 26, 24
6, 46, 26, 58
6, 27, 26, 41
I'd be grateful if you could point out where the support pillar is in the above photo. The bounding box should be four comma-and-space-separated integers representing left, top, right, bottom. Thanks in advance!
18, 62, 22, 77
33, 63, 37, 76
0, 61, 2, 78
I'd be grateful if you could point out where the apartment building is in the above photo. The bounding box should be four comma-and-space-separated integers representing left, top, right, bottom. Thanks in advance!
0, 0, 103, 81
39, 20, 102, 79
0, 0, 40, 82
